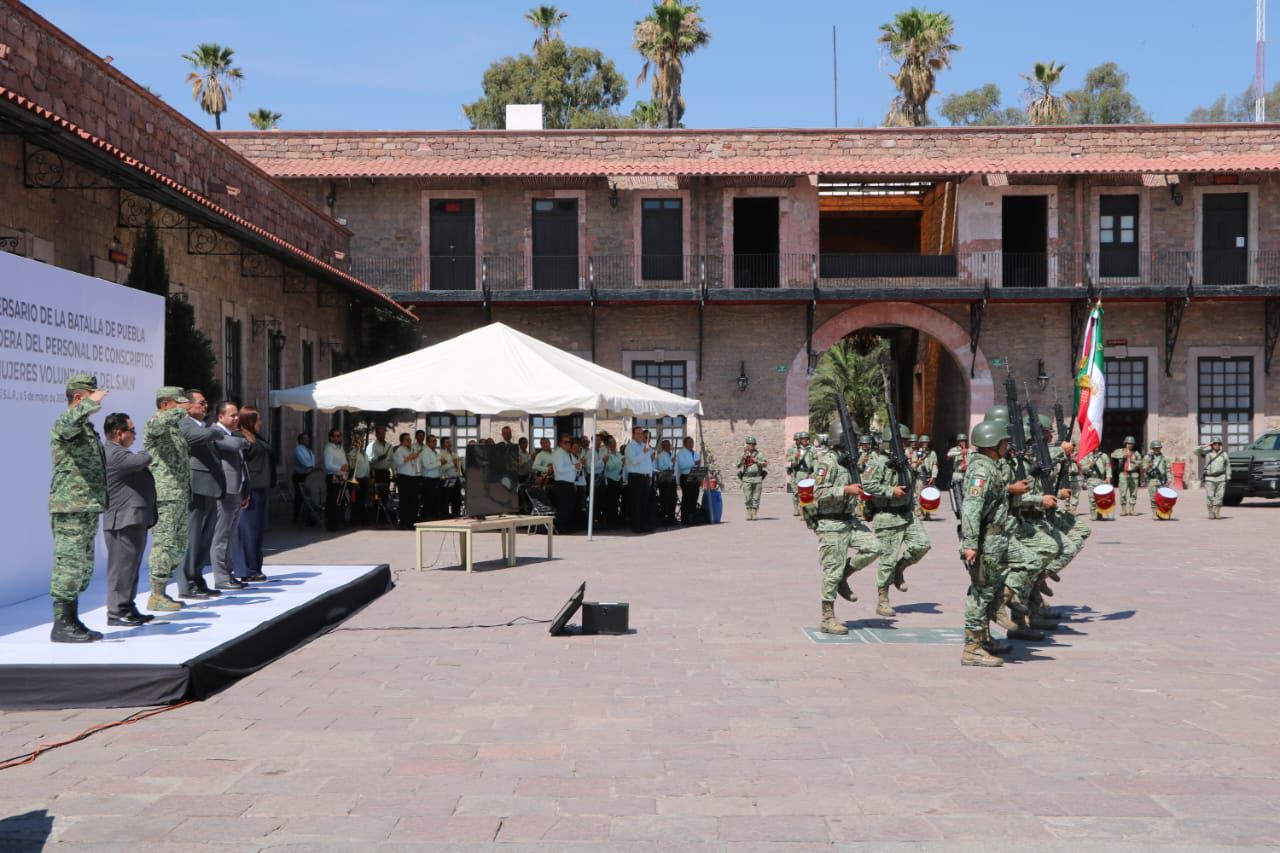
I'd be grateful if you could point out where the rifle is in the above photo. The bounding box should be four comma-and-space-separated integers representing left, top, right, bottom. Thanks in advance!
880, 368, 915, 510
1052, 384, 1073, 442
1022, 381, 1058, 522
832, 392, 863, 487
1003, 368, 1030, 482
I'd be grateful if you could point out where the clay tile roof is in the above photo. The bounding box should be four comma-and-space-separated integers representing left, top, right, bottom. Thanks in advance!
0, 85, 412, 319
255, 152, 1280, 180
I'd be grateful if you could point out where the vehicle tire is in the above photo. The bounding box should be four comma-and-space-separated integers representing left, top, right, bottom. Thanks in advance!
1223, 493, 1244, 507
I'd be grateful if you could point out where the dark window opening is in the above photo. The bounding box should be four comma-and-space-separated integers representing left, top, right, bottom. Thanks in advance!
1001, 195, 1048, 287
1102, 357, 1147, 451
733, 197, 779, 288
1099, 195, 1139, 278
641, 198, 683, 281
223, 317, 242, 403
429, 198, 476, 291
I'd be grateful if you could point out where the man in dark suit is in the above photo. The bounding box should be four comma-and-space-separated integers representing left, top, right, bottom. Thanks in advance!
177, 389, 242, 598
102, 413, 157, 627
209, 400, 250, 590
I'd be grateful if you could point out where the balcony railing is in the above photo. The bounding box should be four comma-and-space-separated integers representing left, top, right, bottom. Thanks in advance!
351, 250, 1280, 294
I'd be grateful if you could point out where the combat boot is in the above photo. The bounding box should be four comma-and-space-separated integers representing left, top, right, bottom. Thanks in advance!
67, 599, 103, 641
147, 580, 185, 612
991, 604, 1018, 632
875, 587, 895, 618
891, 558, 909, 592
1029, 611, 1058, 631
50, 601, 97, 643
1003, 585, 1027, 616
962, 629, 1003, 667
837, 567, 858, 603
820, 601, 848, 635
1006, 612, 1046, 641
981, 627, 1013, 655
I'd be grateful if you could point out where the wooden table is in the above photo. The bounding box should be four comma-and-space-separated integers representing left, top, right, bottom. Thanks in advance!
414, 514, 555, 573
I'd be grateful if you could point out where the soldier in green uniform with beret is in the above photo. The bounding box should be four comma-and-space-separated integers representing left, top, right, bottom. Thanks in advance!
48, 374, 109, 643
1142, 440, 1171, 520
142, 386, 192, 611
807, 418, 882, 634
736, 436, 767, 521
1195, 436, 1230, 519
862, 423, 932, 617
784, 431, 814, 517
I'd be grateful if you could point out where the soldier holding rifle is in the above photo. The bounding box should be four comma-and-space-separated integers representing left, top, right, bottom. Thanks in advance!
807, 397, 882, 635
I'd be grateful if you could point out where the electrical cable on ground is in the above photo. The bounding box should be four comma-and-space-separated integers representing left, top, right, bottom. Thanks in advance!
0, 701, 194, 771
335, 615, 552, 631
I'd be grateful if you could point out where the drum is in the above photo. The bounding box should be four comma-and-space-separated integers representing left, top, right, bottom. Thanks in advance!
1093, 483, 1116, 517
1154, 486, 1178, 519
795, 478, 816, 507
919, 486, 942, 512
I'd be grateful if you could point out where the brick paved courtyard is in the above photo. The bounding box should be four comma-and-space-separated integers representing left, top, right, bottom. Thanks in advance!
2, 491, 1278, 849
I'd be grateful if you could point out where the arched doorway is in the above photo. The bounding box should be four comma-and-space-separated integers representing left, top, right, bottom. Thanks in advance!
785, 302, 996, 444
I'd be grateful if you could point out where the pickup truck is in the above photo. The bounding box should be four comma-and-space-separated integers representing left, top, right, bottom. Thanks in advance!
1225, 430, 1280, 505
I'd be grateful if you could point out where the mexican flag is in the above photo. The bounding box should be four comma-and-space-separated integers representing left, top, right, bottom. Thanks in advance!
1074, 302, 1105, 461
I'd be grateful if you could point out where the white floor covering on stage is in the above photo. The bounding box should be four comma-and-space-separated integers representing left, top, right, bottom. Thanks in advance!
0, 565, 383, 666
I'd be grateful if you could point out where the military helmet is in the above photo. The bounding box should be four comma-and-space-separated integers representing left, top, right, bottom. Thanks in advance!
828, 418, 845, 447
971, 420, 1009, 449
881, 423, 911, 442
955, 432, 968, 443
907, 433, 918, 443
858, 433, 872, 445
1123, 435, 1136, 445
984, 405, 1011, 423
1150, 440, 1162, 449
1208, 434, 1222, 444
816, 433, 830, 446
793, 431, 808, 441
919, 434, 931, 444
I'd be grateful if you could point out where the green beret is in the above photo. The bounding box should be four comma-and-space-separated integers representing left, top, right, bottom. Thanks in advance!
65, 374, 97, 393
156, 385, 190, 403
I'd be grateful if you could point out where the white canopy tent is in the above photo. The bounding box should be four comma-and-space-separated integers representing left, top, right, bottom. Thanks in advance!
270, 322, 703, 539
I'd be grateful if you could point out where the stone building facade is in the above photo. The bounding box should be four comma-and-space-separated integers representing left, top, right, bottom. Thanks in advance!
217, 124, 1280, 488
0, 1, 410, 455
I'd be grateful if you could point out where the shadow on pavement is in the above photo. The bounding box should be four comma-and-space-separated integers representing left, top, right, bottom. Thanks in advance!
0, 808, 53, 849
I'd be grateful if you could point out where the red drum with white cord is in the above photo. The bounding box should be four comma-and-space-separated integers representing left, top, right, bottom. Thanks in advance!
1154, 486, 1177, 519
918, 486, 941, 512
1093, 483, 1116, 517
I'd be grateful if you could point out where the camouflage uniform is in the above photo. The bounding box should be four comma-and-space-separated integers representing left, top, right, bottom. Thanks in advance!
143, 403, 192, 582
1080, 449, 1111, 516
1049, 443, 1091, 562
809, 448, 882, 610
1142, 446, 1171, 518
960, 451, 1010, 636
784, 434, 814, 518
736, 440, 767, 520
49, 395, 106, 603
1195, 442, 1230, 519
862, 441, 931, 615
1112, 442, 1141, 515
1006, 451, 1076, 611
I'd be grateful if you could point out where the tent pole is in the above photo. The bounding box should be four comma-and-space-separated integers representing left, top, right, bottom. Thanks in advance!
587, 411, 598, 541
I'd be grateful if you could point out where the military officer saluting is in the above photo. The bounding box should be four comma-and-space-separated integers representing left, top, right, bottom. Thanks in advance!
48, 374, 110, 643
807, 418, 882, 635
142, 386, 193, 611
1195, 435, 1230, 519
1112, 436, 1141, 516
1142, 440, 1171, 520
784, 431, 814, 517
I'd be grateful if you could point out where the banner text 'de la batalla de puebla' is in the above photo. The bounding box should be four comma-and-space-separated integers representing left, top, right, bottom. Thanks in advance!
0, 252, 164, 607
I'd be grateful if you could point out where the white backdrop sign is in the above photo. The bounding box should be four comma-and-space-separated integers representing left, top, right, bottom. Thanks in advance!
0, 252, 165, 608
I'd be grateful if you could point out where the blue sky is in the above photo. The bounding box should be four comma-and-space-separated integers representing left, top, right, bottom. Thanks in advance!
34, 0, 1274, 130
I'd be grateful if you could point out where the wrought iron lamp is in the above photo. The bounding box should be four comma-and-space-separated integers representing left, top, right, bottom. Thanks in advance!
736, 361, 749, 393
1036, 358, 1051, 391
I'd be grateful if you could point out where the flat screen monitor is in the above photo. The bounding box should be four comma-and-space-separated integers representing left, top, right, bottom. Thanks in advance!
549, 582, 586, 636
464, 444, 520, 517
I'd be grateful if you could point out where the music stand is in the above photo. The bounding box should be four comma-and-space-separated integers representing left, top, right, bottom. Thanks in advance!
549, 582, 586, 636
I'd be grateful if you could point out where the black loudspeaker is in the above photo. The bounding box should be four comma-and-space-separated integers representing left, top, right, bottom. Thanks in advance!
581, 602, 629, 635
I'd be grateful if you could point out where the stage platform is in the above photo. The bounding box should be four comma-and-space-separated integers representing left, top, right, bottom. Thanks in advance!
0, 564, 391, 710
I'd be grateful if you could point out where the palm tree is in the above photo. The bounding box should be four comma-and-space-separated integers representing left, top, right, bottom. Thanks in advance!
247, 108, 283, 130
877, 8, 958, 127
630, 99, 663, 128
808, 336, 892, 434
1022, 61, 1072, 125
633, 0, 710, 129
182, 43, 244, 130
525, 5, 568, 53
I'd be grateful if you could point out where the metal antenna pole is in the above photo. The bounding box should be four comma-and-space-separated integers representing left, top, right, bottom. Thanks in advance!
1258, 0, 1267, 122
832, 25, 839, 127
